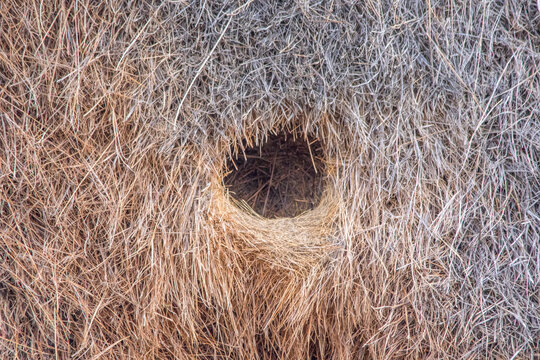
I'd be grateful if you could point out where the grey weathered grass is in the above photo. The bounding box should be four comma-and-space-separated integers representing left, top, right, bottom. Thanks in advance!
0, 0, 539, 359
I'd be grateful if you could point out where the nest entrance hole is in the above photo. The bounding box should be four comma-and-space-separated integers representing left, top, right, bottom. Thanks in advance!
224, 132, 325, 218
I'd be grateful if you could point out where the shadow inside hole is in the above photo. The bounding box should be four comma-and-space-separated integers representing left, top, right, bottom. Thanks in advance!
224, 133, 325, 218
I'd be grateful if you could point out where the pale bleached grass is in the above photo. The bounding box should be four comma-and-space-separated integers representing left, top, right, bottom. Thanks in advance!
0, 1, 539, 359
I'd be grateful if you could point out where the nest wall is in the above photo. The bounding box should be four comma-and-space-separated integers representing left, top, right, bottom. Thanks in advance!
1, 1, 539, 359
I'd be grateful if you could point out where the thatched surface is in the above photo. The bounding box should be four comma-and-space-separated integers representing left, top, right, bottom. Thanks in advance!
1, 0, 539, 358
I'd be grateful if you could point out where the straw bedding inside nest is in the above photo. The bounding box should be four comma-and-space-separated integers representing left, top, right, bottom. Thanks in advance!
1, 0, 539, 359
224, 132, 325, 218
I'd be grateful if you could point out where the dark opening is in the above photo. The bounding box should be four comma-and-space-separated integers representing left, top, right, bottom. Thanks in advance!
224, 133, 325, 218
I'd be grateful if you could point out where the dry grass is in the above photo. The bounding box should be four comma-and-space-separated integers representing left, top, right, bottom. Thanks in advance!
224, 132, 325, 218
1, 0, 539, 359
